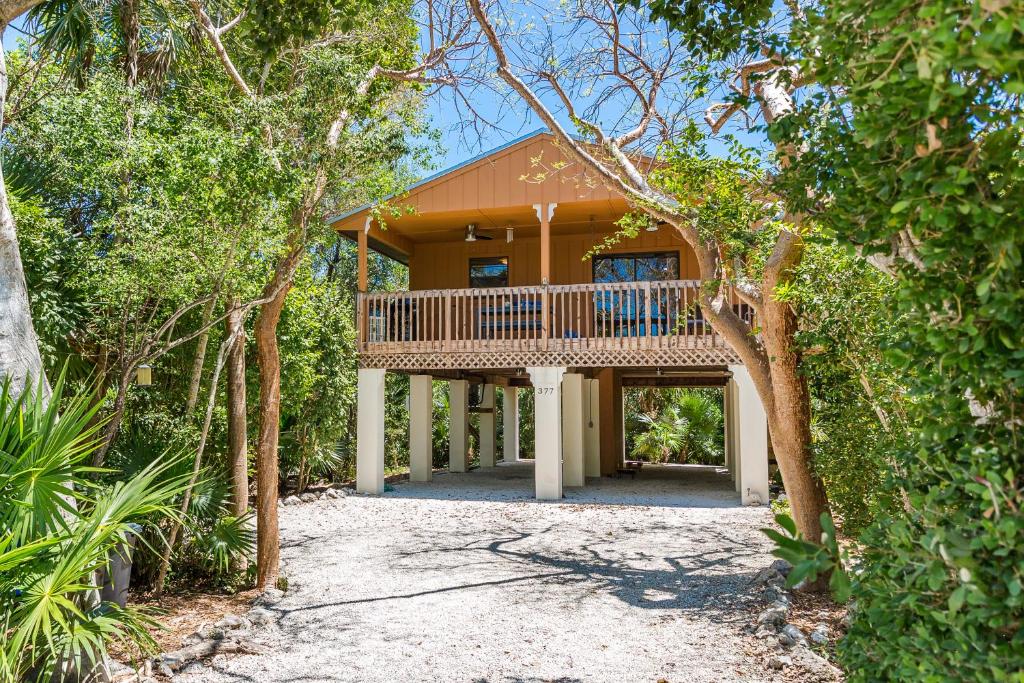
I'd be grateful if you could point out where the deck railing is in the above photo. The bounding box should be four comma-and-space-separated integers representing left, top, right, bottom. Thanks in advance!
357, 280, 751, 354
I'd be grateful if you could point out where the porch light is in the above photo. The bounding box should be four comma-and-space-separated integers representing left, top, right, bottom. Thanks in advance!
506, 225, 514, 242
136, 364, 152, 386
647, 219, 664, 232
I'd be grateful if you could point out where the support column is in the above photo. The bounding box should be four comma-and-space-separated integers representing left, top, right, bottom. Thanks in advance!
356, 368, 386, 494
479, 384, 496, 468
527, 367, 566, 500
584, 378, 601, 477
449, 379, 469, 472
357, 219, 369, 292
502, 387, 520, 463
561, 373, 585, 487
597, 367, 623, 475
409, 374, 433, 482
729, 364, 770, 505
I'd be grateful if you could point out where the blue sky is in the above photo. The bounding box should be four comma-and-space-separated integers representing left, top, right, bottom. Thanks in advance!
3, 7, 768, 177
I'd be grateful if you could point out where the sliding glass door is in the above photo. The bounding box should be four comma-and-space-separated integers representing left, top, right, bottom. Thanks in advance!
592, 252, 680, 337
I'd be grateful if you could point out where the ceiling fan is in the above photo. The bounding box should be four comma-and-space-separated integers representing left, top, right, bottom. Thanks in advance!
464, 223, 493, 242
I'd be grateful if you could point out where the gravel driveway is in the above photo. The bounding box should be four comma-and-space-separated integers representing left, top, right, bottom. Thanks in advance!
184, 462, 776, 682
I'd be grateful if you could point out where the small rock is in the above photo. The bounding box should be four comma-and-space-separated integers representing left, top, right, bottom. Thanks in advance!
777, 492, 788, 503
215, 614, 245, 629
810, 624, 830, 645
332, 486, 351, 496
181, 631, 204, 646
197, 624, 225, 640
155, 659, 175, 678
282, 495, 300, 506
254, 588, 284, 606
325, 488, 343, 499
299, 492, 318, 503
754, 624, 778, 639
792, 643, 844, 678
181, 661, 206, 674
751, 564, 786, 587
763, 585, 789, 604
247, 606, 275, 626
768, 654, 792, 670
779, 623, 807, 647
769, 558, 792, 577
756, 602, 788, 630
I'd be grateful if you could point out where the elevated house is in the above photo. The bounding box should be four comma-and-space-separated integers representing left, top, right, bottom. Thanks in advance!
330, 130, 769, 502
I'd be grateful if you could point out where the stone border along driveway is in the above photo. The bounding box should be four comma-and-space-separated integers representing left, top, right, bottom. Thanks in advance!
173, 463, 841, 682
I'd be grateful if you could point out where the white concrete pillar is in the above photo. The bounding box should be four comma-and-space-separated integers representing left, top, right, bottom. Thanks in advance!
527, 367, 566, 500
726, 377, 742, 492
356, 368, 386, 494
584, 378, 601, 478
449, 379, 469, 472
561, 373, 585, 487
722, 380, 734, 480
729, 365, 770, 505
409, 374, 433, 482
502, 387, 520, 463
479, 384, 496, 468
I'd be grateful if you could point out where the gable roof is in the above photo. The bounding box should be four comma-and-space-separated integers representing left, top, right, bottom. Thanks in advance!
326, 128, 551, 226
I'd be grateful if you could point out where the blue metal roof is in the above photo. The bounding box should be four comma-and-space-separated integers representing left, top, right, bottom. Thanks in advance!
326, 127, 551, 226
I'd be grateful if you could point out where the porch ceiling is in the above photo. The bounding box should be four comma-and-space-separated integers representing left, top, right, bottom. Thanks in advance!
365, 197, 629, 244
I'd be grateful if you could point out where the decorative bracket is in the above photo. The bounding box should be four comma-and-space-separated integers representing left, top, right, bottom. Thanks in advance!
532, 202, 557, 223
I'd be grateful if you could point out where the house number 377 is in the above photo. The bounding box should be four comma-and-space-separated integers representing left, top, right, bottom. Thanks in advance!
535, 387, 555, 396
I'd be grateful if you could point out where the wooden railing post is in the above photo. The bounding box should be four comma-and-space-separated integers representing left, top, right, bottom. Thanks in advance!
356, 293, 365, 351
444, 290, 452, 350
541, 285, 550, 351
643, 281, 652, 348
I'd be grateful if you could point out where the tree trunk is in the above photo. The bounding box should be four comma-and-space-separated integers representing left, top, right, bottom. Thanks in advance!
120, 0, 139, 87
92, 367, 133, 467
226, 299, 248, 518
154, 334, 231, 595
253, 270, 292, 592
185, 295, 217, 415
0, 46, 48, 402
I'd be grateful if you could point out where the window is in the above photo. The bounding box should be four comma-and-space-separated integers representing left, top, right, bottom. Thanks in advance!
592, 251, 680, 283
469, 257, 509, 288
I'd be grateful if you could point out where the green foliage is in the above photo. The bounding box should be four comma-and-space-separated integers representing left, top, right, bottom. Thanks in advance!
188, 513, 255, 576
762, 512, 851, 603
626, 388, 724, 465
618, 0, 772, 55
770, 0, 1024, 678
788, 243, 910, 532
0, 377, 189, 681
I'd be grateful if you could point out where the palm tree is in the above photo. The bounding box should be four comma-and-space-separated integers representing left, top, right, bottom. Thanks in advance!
674, 392, 724, 464
630, 390, 725, 465
27, 0, 192, 87
632, 410, 684, 463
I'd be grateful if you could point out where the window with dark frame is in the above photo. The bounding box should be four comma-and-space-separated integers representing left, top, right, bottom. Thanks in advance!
469, 256, 509, 288
592, 251, 680, 283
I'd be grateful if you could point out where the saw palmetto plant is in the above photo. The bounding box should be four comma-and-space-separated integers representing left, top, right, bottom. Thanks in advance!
0, 374, 189, 681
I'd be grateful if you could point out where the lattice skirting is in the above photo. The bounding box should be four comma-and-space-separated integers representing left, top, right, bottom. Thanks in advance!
358, 346, 742, 371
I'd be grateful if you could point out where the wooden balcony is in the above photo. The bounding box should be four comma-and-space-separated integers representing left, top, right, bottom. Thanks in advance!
356, 280, 749, 371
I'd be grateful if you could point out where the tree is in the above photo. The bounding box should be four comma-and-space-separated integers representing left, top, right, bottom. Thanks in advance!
183, 0, 478, 590
467, 0, 830, 544
777, 0, 1024, 677
4, 57, 280, 466
0, 0, 48, 400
